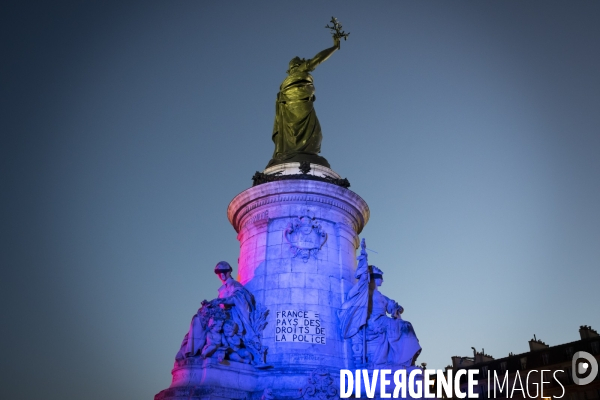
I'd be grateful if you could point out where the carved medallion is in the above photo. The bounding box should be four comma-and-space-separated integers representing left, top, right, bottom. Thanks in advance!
300, 367, 339, 399
284, 214, 327, 262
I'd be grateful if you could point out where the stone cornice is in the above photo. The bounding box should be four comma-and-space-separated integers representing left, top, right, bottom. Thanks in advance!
228, 180, 370, 234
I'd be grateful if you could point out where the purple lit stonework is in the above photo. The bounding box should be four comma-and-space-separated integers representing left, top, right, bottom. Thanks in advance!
154, 162, 423, 399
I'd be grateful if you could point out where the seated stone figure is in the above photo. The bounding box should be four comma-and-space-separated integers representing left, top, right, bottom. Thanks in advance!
175, 261, 270, 367
365, 266, 421, 367
339, 239, 421, 368
211, 261, 257, 347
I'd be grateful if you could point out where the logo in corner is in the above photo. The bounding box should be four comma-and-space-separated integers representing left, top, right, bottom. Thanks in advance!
572, 351, 598, 385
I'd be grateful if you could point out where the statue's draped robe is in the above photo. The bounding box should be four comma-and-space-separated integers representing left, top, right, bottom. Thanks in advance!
367, 291, 421, 367
271, 66, 323, 163
177, 311, 206, 360
217, 277, 257, 341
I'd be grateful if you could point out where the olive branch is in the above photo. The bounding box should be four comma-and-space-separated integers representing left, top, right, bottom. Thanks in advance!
325, 16, 350, 41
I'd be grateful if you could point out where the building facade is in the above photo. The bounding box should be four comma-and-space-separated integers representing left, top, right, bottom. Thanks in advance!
450, 326, 600, 400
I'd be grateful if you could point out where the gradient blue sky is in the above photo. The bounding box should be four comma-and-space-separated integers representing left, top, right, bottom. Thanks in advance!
2, 1, 599, 399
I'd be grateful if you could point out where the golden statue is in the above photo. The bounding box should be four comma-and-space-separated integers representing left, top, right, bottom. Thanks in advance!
266, 18, 349, 168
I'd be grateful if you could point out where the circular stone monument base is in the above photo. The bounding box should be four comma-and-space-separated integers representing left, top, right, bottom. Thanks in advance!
263, 162, 341, 179
154, 385, 251, 400
265, 154, 330, 169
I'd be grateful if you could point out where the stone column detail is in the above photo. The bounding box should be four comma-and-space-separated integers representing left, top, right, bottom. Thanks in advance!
227, 179, 370, 379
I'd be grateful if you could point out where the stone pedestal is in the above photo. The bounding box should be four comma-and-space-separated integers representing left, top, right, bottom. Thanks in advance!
156, 163, 370, 399
155, 358, 258, 400
227, 164, 369, 394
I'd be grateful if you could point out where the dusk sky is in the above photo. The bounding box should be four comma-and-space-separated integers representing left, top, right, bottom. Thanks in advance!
2, 1, 599, 399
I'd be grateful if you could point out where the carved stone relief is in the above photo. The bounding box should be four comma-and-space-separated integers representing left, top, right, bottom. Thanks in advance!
300, 367, 339, 399
284, 213, 327, 262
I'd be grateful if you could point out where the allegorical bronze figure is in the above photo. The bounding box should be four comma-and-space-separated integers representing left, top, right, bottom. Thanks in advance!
266, 17, 349, 168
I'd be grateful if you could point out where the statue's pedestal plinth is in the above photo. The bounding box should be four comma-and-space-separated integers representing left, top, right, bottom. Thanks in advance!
228, 167, 369, 373
155, 358, 257, 400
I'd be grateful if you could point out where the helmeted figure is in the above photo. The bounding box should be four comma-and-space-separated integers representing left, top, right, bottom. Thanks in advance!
339, 239, 421, 368
213, 261, 258, 344
175, 261, 269, 366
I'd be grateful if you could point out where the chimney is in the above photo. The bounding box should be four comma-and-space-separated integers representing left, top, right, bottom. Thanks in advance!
529, 334, 549, 351
580, 325, 599, 339
452, 356, 474, 368
474, 348, 494, 363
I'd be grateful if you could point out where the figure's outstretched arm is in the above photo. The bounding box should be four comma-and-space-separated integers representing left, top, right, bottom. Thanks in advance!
385, 297, 404, 318
306, 36, 340, 71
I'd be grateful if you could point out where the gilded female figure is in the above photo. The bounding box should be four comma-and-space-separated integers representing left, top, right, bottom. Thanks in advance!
266, 36, 341, 168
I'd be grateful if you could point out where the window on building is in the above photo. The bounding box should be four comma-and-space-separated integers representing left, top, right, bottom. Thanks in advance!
482, 366, 488, 376
566, 367, 573, 384
500, 361, 507, 372
520, 357, 527, 369
591, 341, 599, 355
566, 346, 574, 359
542, 353, 550, 365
